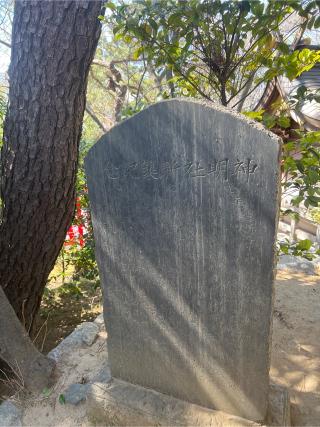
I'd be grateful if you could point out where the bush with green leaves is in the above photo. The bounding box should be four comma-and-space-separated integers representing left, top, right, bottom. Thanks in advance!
54, 139, 100, 287
105, 0, 320, 107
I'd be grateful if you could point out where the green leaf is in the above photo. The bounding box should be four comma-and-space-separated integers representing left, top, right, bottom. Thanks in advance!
277, 115, 290, 129
123, 34, 132, 43
42, 387, 52, 398
105, 2, 116, 11
291, 195, 303, 206
307, 169, 319, 184
279, 243, 289, 254
297, 85, 307, 98
226, 23, 234, 34
251, 1, 264, 16
283, 141, 295, 151
264, 69, 278, 81
59, 394, 66, 405
133, 46, 144, 60
243, 110, 264, 120
300, 131, 320, 144
263, 113, 276, 129
305, 1, 317, 13
296, 161, 305, 173
168, 13, 183, 27
148, 18, 158, 32
296, 239, 312, 251
277, 42, 290, 55
112, 25, 123, 35
309, 148, 320, 159
307, 195, 320, 206
239, 1, 251, 15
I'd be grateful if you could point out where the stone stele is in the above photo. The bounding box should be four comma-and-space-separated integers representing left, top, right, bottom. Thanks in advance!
85, 99, 281, 422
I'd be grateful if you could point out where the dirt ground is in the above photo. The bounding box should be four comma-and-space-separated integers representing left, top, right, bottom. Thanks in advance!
271, 270, 320, 426
33, 278, 102, 354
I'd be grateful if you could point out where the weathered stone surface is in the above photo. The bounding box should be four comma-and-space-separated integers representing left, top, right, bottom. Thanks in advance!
80, 322, 100, 346
94, 313, 105, 327
85, 99, 281, 421
64, 383, 90, 405
87, 379, 259, 427
91, 363, 112, 384
277, 254, 320, 275
87, 379, 290, 426
48, 321, 99, 361
267, 384, 291, 426
0, 401, 22, 427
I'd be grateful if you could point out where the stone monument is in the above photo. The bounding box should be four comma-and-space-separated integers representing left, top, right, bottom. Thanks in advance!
85, 99, 281, 422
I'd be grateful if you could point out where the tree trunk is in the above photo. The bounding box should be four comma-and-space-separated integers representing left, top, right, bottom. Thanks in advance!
0, 286, 55, 392
0, 0, 102, 332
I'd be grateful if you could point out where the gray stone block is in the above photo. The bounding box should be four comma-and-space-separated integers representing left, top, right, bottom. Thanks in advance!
267, 384, 291, 426
80, 322, 100, 346
85, 99, 281, 421
277, 255, 320, 275
87, 379, 260, 427
91, 364, 112, 384
94, 313, 104, 327
63, 383, 90, 405
87, 379, 291, 426
48, 321, 99, 361
0, 401, 22, 427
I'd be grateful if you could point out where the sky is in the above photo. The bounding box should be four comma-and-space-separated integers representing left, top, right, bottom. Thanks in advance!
0, 0, 11, 83
0, 43, 10, 74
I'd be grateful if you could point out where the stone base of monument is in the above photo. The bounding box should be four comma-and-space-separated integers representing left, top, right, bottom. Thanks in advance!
87, 378, 290, 426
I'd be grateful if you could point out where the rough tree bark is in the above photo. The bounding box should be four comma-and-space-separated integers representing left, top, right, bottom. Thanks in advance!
0, 0, 103, 332
0, 287, 55, 391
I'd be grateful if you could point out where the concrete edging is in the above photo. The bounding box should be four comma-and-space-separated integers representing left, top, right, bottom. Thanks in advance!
86, 378, 291, 426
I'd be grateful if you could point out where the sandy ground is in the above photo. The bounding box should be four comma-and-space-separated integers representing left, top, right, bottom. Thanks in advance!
271, 270, 320, 426
22, 324, 108, 427
9, 270, 320, 426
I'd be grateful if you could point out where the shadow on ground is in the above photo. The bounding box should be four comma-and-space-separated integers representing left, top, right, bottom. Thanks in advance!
271, 270, 320, 426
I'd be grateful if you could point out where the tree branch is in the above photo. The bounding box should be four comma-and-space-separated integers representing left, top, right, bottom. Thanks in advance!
0, 38, 11, 48
85, 103, 109, 133
92, 58, 140, 69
